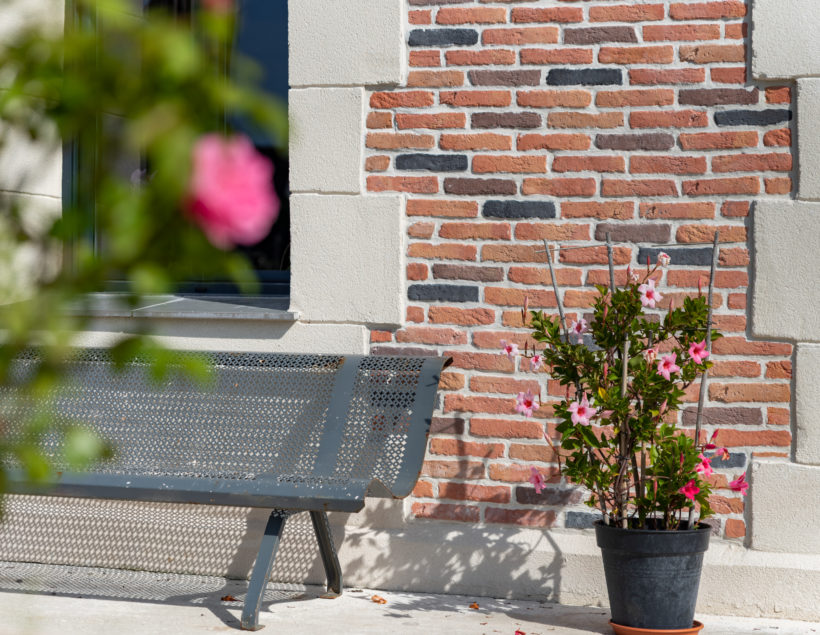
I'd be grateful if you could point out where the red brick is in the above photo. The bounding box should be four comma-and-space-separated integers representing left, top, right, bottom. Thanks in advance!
409, 10, 431, 25
548, 111, 624, 129
407, 199, 478, 218
767, 407, 790, 426
712, 315, 747, 332
440, 482, 511, 503
428, 306, 496, 326
371, 91, 435, 109
679, 131, 758, 150
441, 133, 512, 151
437, 7, 506, 24
718, 429, 792, 447
563, 201, 635, 220
630, 110, 708, 128
429, 438, 505, 459
368, 176, 438, 193
407, 70, 465, 87
396, 326, 468, 346
365, 155, 390, 171
669, 2, 746, 19
407, 306, 424, 323
712, 153, 792, 173
680, 44, 745, 63
520, 48, 594, 65
599, 46, 674, 65
725, 519, 746, 539
765, 178, 792, 195
552, 155, 626, 173
470, 375, 542, 395
485, 508, 557, 527
640, 202, 715, 219
765, 87, 791, 104
560, 245, 631, 265
676, 224, 746, 243
765, 361, 792, 379
629, 68, 706, 85
471, 330, 527, 351
396, 112, 466, 129
718, 246, 750, 266
590, 4, 665, 22
721, 200, 751, 218
484, 286, 556, 306
709, 361, 761, 377
407, 242, 476, 261
517, 133, 590, 151
667, 270, 748, 288
367, 132, 435, 150
412, 480, 434, 498
444, 351, 515, 373
439, 221, 511, 240
406, 263, 428, 281
763, 129, 791, 147
602, 179, 678, 197
518, 90, 592, 108
508, 443, 558, 463
440, 90, 512, 107
708, 495, 744, 514
711, 67, 746, 84
408, 221, 435, 239
514, 223, 591, 241
366, 112, 393, 129
410, 50, 441, 67
522, 177, 597, 197
421, 460, 484, 480
596, 88, 675, 107
631, 155, 706, 174
489, 463, 560, 483
564, 289, 598, 308
444, 393, 525, 415
644, 24, 721, 41
507, 266, 582, 286
511, 7, 583, 23
724, 22, 746, 39
411, 502, 480, 523
483, 27, 559, 45
370, 330, 393, 344
710, 383, 790, 403
728, 293, 746, 309
682, 177, 759, 196
713, 337, 791, 356
473, 155, 547, 174
446, 49, 516, 66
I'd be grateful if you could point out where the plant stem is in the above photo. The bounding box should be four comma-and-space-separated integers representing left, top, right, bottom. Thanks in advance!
606, 233, 616, 292
618, 335, 630, 528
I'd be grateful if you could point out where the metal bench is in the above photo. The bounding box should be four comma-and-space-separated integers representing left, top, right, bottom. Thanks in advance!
3, 348, 449, 630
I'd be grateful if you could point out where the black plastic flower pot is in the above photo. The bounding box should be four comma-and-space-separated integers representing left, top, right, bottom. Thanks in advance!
595, 521, 711, 630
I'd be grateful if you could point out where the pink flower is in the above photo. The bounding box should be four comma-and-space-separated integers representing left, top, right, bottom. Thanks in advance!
529, 467, 546, 494
516, 391, 539, 418
695, 453, 713, 477
715, 447, 730, 461
704, 430, 719, 450
188, 134, 278, 249
530, 354, 543, 371
689, 339, 710, 364
679, 479, 700, 501
568, 394, 598, 425
643, 347, 659, 365
729, 473, 748, 496
501, 340, 519, 360
570, 318, 588, 344
657, 252, 671, 267
638, 278, 663, 308
657, 353, 681, 381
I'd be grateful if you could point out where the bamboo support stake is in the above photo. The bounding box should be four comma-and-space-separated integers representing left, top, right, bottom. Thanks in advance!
687, 230, 719, 529
543, 240, 568, 340
606, 233, 616, 292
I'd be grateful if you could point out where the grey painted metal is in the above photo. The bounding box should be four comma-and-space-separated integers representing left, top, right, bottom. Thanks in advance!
241, 511, 288, 631
3, 348, 449, 630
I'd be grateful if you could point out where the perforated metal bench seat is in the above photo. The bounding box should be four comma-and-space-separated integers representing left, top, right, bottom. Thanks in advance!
4, 349, 450, 630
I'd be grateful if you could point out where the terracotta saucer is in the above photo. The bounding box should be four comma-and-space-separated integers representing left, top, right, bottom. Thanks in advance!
609, 620, 704, 635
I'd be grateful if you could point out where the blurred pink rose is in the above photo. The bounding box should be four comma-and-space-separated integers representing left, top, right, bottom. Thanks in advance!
188, 134, 279, 249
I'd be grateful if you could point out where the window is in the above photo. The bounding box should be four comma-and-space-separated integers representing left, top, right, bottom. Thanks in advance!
65, 0, 290, 296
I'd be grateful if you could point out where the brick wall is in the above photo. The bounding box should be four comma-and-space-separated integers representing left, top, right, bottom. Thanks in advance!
365, 0, 793, 540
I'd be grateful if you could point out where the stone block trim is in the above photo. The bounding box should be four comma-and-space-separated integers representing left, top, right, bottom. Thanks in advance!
363, 0, 794, 538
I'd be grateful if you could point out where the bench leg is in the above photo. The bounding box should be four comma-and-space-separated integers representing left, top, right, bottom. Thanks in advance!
240, 511, 288, 631
310, 511, 342, 597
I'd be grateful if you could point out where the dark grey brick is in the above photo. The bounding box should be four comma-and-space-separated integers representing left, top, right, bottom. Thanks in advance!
547, 68, 623, 86
679, 88, 759, 107
432, 264, 505, 282
396, 154, 468, 172
470, 70, 542, 86
483, 200, 556, 219
517, 487, 583, 506
715, 109, 792, 127
564, 26, 637, 44
682, 407, 764, 428
471, 112, 542, 129
596, 133, 675, 151
638, 246, 713, 266
565, 511, 599, 529
444, 178, 517, 196
408, 29, 478, 47
708, 452, 747, 469
408, 284, 479, 302
595, 223, 672, 243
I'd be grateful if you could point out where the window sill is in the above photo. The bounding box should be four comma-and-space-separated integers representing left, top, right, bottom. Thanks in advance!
69, 293, 300, 322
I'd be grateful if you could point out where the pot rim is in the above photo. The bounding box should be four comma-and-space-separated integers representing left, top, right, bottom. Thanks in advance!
594, 520, 712, 535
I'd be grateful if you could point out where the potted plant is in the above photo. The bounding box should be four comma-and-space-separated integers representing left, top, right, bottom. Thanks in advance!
506, 238, 749, 634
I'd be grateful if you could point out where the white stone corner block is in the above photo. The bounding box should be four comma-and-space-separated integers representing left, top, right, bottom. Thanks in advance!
752, 0, 820, 79
289, 88, 364, 195
796, 344, 820, 465
752, 200, 820, 342
749, 460, 820, 553
797, 79, 820, 201
290, 193, 405, 327
289, 0, 406, 88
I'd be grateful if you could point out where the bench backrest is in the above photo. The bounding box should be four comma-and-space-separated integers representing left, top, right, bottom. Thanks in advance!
4, 349, 449, 502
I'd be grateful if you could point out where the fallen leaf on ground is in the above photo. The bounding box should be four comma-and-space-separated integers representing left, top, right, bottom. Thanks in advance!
469, 602, 480, 609
371, 594, 387, 604
220, 595, 239, 602
515, 630, 526, 635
